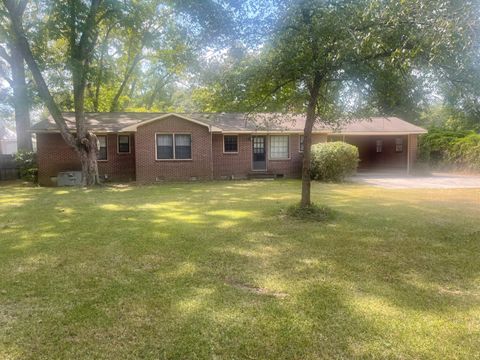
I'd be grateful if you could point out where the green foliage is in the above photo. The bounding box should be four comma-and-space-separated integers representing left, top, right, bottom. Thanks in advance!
310, 142, 359, 182
448, 133, 480, 172
419, 128, 480, 172
419, 128, 469, 164
14, 150, 37, 182
420, 105, 480, 132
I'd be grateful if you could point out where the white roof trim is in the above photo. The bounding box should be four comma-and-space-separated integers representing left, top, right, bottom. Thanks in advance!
121, 113, 222, 132
220, 130, 328, 134
329, 131, 427, 135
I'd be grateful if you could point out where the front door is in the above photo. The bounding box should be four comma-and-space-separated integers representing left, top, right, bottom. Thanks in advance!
252, 136, 267, 171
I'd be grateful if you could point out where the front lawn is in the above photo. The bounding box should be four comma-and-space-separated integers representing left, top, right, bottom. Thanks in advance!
0, 180, 479, 359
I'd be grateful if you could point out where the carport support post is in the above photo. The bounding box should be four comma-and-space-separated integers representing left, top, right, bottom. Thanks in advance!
407, 134, 410, 175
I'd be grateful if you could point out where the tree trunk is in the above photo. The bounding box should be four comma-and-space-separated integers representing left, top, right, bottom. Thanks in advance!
110, 54, 141, 112
146, 74, 169, 110
72, 57, 100, 186
9, 33, 32, 152
300, 73, 322, 207
76, 132, 99, 186
93, 24, 114, 112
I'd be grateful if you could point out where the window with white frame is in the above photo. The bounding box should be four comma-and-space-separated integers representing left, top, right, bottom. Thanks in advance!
118, 135, 130, 153
97, 135, 107, 160
156, 134, 191, 160
175, 134, 192, 159
270, 135, 289, 159
299, 135, 304, 152
395, 138, 404, 152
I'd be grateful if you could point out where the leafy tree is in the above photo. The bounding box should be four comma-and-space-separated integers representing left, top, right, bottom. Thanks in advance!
2, 0, 119, 185
213, 0, 479, 207
1, 0, 235, 185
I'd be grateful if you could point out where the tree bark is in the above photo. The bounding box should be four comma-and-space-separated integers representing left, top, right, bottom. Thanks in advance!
300, 72, 322, 207
9, 43, 32, 151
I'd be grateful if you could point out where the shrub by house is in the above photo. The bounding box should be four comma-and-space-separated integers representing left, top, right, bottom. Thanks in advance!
310, 142, 359, 182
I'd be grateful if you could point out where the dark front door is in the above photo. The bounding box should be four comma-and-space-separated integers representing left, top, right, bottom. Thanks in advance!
252, 136, 267, 171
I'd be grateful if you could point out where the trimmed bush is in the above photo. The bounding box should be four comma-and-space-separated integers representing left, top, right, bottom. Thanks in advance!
310, 141, 359, 182
15, 150, 38, 183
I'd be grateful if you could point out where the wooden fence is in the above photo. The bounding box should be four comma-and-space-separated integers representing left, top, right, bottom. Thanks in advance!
0, 154, 19, 181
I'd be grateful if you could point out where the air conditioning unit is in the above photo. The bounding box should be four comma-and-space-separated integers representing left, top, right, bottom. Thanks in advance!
57, 171, 82, 186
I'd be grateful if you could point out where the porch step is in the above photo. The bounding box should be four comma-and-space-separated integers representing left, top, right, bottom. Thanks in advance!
247, 172, 282, 180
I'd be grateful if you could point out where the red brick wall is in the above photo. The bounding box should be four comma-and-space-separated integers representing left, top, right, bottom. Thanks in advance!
36, 133, 136, 186
212, 133, 327, 179
135, 115, 213, 183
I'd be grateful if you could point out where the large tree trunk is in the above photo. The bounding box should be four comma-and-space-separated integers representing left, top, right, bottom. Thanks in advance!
76, 132, 99, 186
300, 73, 322, 207
8, 31, 31, 152
72, 58, 100, 186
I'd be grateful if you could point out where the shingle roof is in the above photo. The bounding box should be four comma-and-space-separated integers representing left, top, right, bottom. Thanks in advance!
31, 112, 427, 134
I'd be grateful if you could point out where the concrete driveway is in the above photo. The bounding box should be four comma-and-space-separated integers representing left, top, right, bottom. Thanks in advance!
350, 172, 480, 189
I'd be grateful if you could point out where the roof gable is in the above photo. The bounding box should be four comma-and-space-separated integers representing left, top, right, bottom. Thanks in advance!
121, 113, 222, 132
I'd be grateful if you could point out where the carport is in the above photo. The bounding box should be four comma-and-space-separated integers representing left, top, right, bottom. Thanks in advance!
330, 135, 408, 171
324, 117, 427, 173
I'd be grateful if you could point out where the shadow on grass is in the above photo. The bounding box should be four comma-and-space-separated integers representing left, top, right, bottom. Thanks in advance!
0, 180, 479, 358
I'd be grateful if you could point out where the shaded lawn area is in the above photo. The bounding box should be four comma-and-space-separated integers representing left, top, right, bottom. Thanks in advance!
0, 180, 479, 359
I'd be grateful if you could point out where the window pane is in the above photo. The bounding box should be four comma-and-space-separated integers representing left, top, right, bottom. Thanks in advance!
270, 135, 289, 159
224, 135, 238, 152
118, 135, 130, 153
395, 138, 403, 152
157, 134, 173, 159
376, 140, 383, 153
300, 135, 304, 152
175, 134, 191, 159
97, 135, 107, 160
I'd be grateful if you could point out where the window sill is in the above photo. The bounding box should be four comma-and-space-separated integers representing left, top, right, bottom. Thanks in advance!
223, 151, 239, 155
269, 158, 291, 161
155, 159, 193, 162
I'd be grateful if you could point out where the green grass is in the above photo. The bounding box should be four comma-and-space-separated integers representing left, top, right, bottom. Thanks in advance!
0, 180, 479, 359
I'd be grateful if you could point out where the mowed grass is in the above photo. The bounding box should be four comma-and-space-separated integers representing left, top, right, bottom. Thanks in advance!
0, 180, 479, 359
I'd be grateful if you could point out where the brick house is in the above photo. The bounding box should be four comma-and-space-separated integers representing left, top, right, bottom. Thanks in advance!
32, 112, 427, 186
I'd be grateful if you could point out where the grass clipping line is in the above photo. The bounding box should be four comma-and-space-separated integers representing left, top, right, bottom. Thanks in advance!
285, 203, 335, 222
